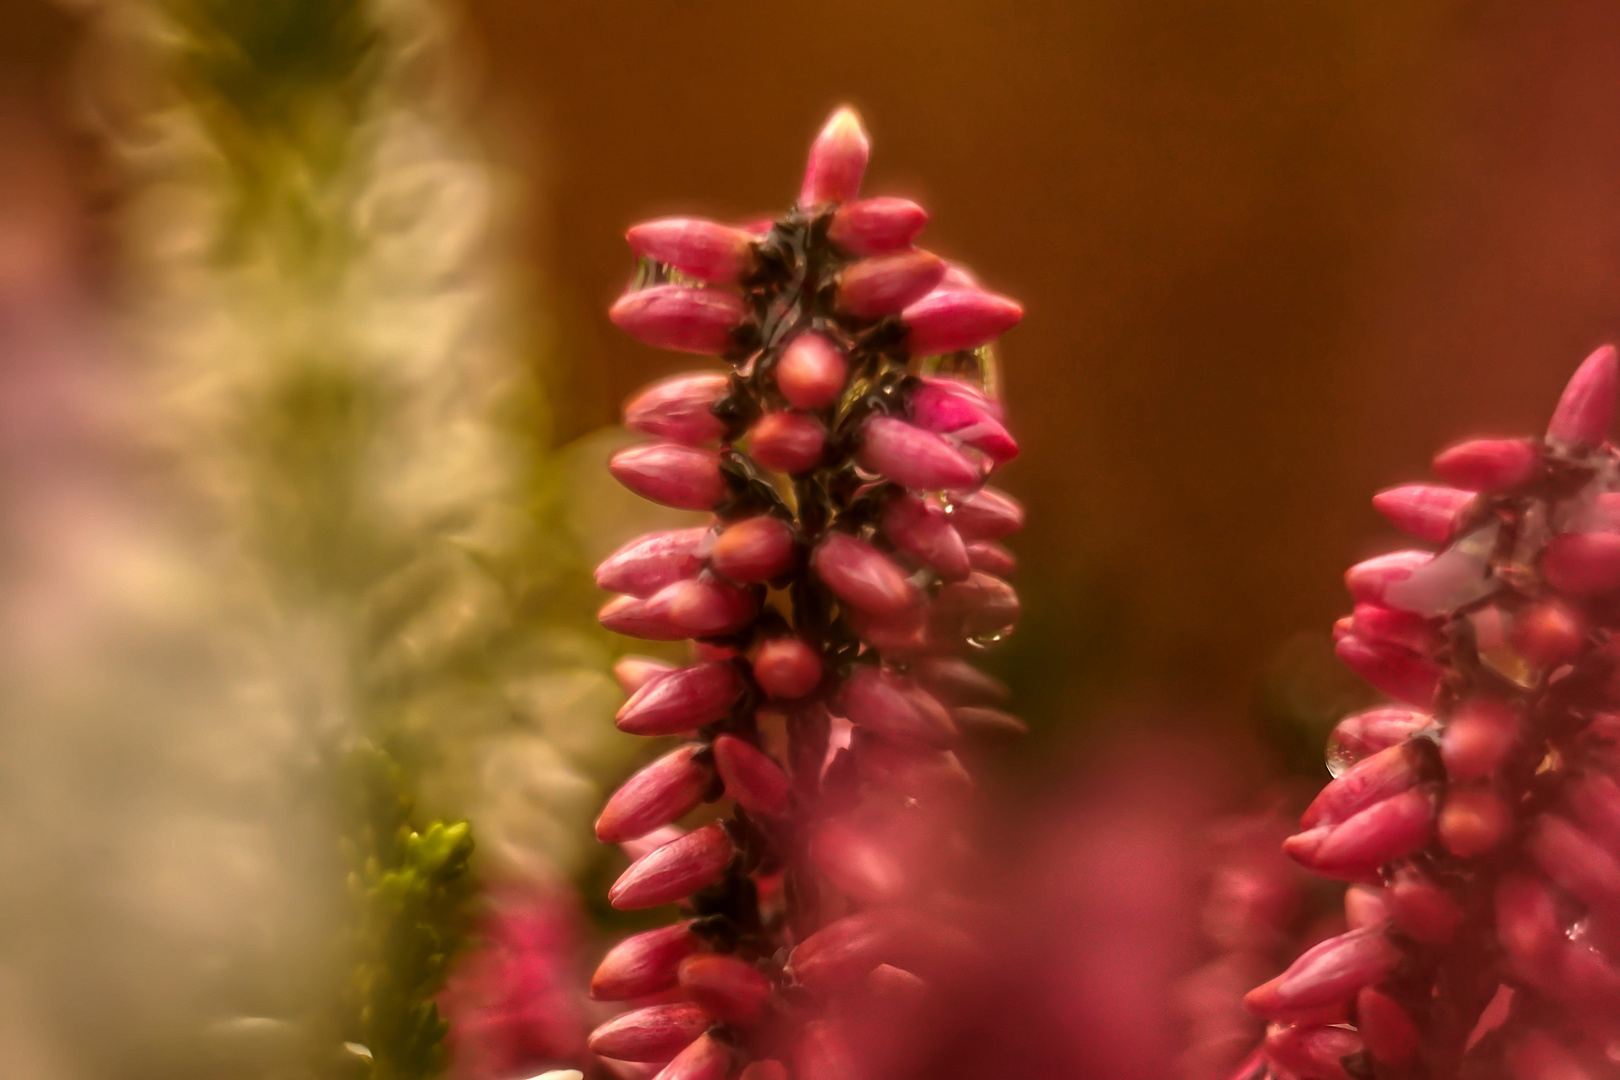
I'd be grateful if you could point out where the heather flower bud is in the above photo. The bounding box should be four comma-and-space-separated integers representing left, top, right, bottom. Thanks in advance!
1286, 787, 1437, 879
610, 286, 750, 355
609, 823, 734, 910
748, 411, 827, 474
610, 444, 726, 510
1541, 531, 1620, 595
1263, 1025, 1365, 1080
788, 910, 896, 992
881, 493, 970, 581
931, 571, 1021, 643
1546, 343, 1618, 448
708, 515, 796, 584
712, 734, 791, 818
811, 817, 908, 902
909, 656, 1010, 705
1387, 865, 1465, 943
1330, 707, 1429, 762
651, 1032, 732, 1080
949, 705, 1029, 740
1510, 599, 1586, 667
1440, 699, 1519, 781
1333, 634, 1443, 706
616, 660, 744, 737
1432, 437, 1540, 491
1526, 814, 1620, 912
853, 734, 974, 799
1437, 784, 1511, 858
948, 486, 1024, 541
1244, 926, 1401, 1018
1566, 773, 1620, 849
626, 218, 759, 284
799, 106, 869, 208
616, 655, 678, 695
587, 1003, 710, 1062
750, 636, 822, 699
1344, 550, 1431, 604
624, 373, 731, 445
678, 954, 773, 1026
838, 665, 957, 747
827, 196, 929, 255
775, 332, 848, 409
597, 527, 710, 597
592, 922, 701, 1000
835, 249, 947, 320
596, 744, 713, 843
1348, 603, 1442, 656
856, 415, 981, 491
909, 378, 1018, 462
965, 541, 1016, 577
600, 594, 689, 641
1343, 884, 1390, 929
1372, 484, 1473, 544
1302, 743, 1427, 829
643, 577, 758, 638
811, 532, 919, 616
900, 288, 1024, 356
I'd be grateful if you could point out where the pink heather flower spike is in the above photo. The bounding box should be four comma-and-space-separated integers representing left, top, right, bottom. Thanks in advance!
1547, 343, 1618, 448
594, 108, 1023, 1079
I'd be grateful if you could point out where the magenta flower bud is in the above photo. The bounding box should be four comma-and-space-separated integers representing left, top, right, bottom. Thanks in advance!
835, 249, 947, 320
1333, 634, 1443, 706
748, 411, 827, 474
750, 636, 822, 699
600, 594, 688, 641
1330, 706, 1429, 762
810, 817, 906, 903
856, 415, 980, 491
853, 733, 974, 799
616, 660, 744, 737
610, 285, 750, 355
1432, 437, 1540, 492
838, 666, 957, 747
1509, 599, 1587, 668
597, 527, 710, 597
1567, 773, 1620, 849
811, 531, 919, 616
1440, 699, 1519, 781
965, 541, 1016, 577
1497, 871, 1564, 986
1343, 883, 1390, 930
1526, 814, 1620, 911
1244, 925, 1401, 1018
909, 656, 1010, 705
775, 332, 848, 409
900, 288, 1023, 355
708, 515, 796, 584
678, 954, 773, 1026
826, 196, 928, 255
787, 910, 896, 993
843, 603, 930, 656
1541, 531, 1620, 595
1344, 550, 1431, 604
609, 822, 734, 910
798, 106, 869, 208
624, 373, 731, 445
1302, 743, 1426, 829
908, 378, 1018, 462
1348, 603, 1442, 656
949, 486, 1024, 541
1287, 786, 1436, 878
1546, 343, 1618, 448
626, 217, 759, 284
931, 571, 1021, 643
622, 824, 685, 863
881, 493, 970, 581
712, 734, 791, 818
1356, 986, 1419, 1067
1437, 783, 1513, 858
643, 576, 758, 638
1386, 865, 1465, 943
1263, 1025, 1364, 1080
610, 443, 726, 511
587, 1003, 710, 1063
596, 745, 712, 843
650, 1032, 732, 1080
1371, 483, 1473, 544
591, 921, 701, 1000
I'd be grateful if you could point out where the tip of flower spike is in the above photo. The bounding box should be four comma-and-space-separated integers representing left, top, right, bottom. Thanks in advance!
1548, 344, 1618, 448
799, 106, 870, 209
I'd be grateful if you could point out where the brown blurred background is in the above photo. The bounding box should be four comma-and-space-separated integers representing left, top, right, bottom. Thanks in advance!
11, 0, 1620, 758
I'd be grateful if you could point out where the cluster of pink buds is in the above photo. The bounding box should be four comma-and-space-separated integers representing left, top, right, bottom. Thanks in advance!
587, 107, 1025, 1080
1246, 346, 1620, 1079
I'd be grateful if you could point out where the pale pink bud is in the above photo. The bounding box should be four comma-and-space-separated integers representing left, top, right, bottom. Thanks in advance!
679, 954, 773, 1026
811, 817, 907, 903
591, 922, 700, 1000
835, 249, 947, 320
838, 665, 957, 747
712, 734, 792, 818
1432, 437, 1539, 491
616, 660, 744, 737
811, 532, 919, 616
1330, 707, 1428, 761
709, 515, 796, 584
1437, 783, 1512, 857
965, 541, 1016, 577
788, 910, 895, 992
609, 822, 734, 910
651, 1032, 732, 1080
949, 705, 1028, 740
610, 286, 749, 355
597, 527, 710, 597
750, 636, 822, 699
799, 107, 870, 208
596, 744, 712, 843
1527, 814, 1620, 911
622, 825, 686, 863
587, 1003, 709, 1062
857, 415, 981, 491
1286, 787, 1437, 879
1371, 484, 1472, 544
624, 373, 731, 445
1244, 925, 1401, 1018
1334, 633, 1443, 706
909, 378, 1018, 462
1542, 531, 1620, 595
909, 656, 1009, 705
1302, 743, 1427, 829
1440, 699, 1519, 781
748, 411, 826, 473
616, 655, 678, 695
1547, 344, 1618, 448
930, 571, 1021, 643
600, 594, 688, 641
827, 196, 929, 254
900, 288, 1023, 355
610, 443, 726, 511
627, 218, 759, 284
775, 332, 848, 409
949, 486, 1024, 540
643, 577, 758, 638
881, 493, 970, 581
1345, 550, 1431, 604
1510, 599, 1587, 667
1263, 1025, 1364, 1080
1387, 865, 1465, 943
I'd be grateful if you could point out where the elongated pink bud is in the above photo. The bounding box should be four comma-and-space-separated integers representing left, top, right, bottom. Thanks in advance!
1438, 783, 1512, 858
1567, 773, 1620, 850
1302, 743, 1425, 828
1244, 925, 1401, 1018
609, 823, 733, 910
827, 196, 928, 255
709, 515, 796, 584
854, 734, 974, 799
1497, 871, 1564, 986
600, 594, 687, 640
881, 493, 970, 580
788, 910, 896, 992
1548, 344, 1618, 448
775, 332, 848, 409
1335, 634, 1443, 706
616, 655, 678, 695
910, 656, 1009, 704
1263, 1025, 1364, 1080
799, 107, 869, 208
950, 705, 1028, 739
835, 250, 946, 320
624, 373, 731, 445
1542, 531, 1620, 595
931, 571, 1021, 643
838, 666, 957, 746
643, 577, 758, 638
617, 661, 743, 736
588, 1003, 709, 1062
844, 604, 930, 656
1288, 787, 1436, 878
712, 734, 791, 818
1345, 550, 1431, 604
751, 636, 822, 699
1527, 814, 1620, 911
965, 541, 1016, 577
857, 415, 980, 491
1509, 598, 1586, 667
1432, 437, 1539, 491
611, 286, 749, 355
679, 954, 773, 1026
900, 288, 1023, 355
651, 1032, 731, 1080
1349, 603, 1441, 656
812, 532, 918, 616
597, 745, 712, 843
748, 411, 826, 473
811, 817, 906, 902
610, 444, 726, 511
597, 527, 709, 597
592, 922, 700, 1000
949, 486, 1023, 541
627, 218, 759, 284
909, 379, 1018, 462
1440, 699, 1518, 781
1372, 484, 1472, 544
1330, 707, 1428, 762
1386, 865, 1464, 943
